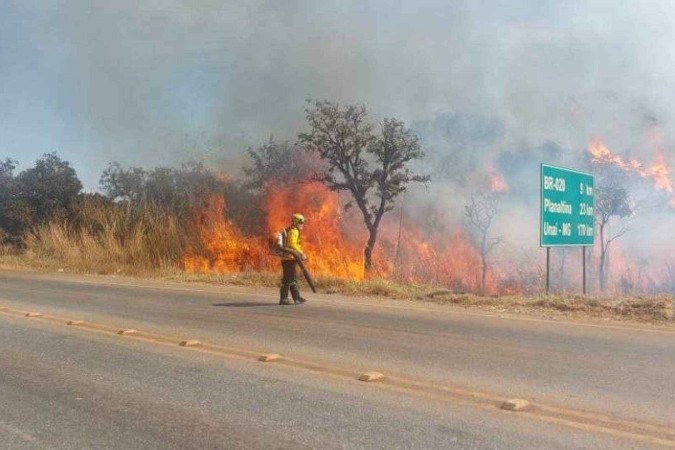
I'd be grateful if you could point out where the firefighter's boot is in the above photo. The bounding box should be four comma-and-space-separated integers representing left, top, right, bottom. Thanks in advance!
279, 284, 293, 305
290, 285, 307, 305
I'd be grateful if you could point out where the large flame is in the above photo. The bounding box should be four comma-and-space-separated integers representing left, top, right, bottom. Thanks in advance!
264, 182, 367, 279
181, 196, 270, 273
588, 138, 674, 193
181, 182, 502, 293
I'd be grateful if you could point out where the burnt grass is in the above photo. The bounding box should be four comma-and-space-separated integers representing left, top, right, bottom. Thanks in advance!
424, 290, 674, 323
1, 254, 673, 325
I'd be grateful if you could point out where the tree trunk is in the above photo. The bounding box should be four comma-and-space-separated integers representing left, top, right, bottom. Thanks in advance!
364, 228, 378, 275
480, 232, 487, 294
481, 258, 487, 295
599, 223, 607, 292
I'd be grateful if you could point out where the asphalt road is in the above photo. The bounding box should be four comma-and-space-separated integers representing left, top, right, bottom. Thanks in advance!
1, 270, 673, 449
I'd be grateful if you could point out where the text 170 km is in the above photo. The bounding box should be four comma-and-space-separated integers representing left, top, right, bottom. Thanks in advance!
543, 222, 594, 237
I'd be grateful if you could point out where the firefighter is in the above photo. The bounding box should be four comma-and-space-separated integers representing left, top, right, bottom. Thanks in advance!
280, 213, 308, 305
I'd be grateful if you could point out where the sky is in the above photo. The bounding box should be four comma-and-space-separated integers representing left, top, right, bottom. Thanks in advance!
1, 0, 675, 190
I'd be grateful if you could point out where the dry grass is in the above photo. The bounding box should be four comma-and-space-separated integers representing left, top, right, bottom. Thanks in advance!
23, 202, 185, 274
421, 290, 674, 322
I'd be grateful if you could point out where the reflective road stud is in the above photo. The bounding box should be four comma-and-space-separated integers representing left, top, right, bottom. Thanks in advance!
117, 329, 138, 336
359, 372, 385, 382
501, 399, 530, 411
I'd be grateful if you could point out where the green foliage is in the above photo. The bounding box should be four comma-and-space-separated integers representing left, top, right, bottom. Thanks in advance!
299, 100, 428, 229
0, 158, 16, 194
14, 153, 83, 221
243, 137, 318, 190
596, 183, 632, 222
298, 99, 429, 272
0, 153, 82, 240
99, 162, 147, 202
100, 160, 227, 216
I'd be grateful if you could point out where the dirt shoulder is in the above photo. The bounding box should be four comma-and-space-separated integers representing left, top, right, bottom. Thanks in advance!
1, 255, 673, 328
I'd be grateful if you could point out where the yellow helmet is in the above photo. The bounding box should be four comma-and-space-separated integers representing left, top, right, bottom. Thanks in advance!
292, 213, 305, 224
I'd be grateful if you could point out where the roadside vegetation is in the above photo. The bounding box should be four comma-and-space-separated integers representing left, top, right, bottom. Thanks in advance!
1, 101, 673, 325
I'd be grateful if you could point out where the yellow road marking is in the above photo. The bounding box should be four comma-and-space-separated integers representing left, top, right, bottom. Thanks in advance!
0, 305, 673, 447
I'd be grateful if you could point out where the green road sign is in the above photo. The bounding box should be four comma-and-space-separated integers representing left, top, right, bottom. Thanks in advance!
540, 164, 594, 247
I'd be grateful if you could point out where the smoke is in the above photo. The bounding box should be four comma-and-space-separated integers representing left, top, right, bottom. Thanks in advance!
2, 1, 670, 160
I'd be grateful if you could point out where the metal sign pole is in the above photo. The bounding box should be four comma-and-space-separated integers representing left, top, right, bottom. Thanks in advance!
546, 247, 551, 295
582, 246, 587, 295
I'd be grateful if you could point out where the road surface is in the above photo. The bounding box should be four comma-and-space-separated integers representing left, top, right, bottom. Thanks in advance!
0, 270, 673, 449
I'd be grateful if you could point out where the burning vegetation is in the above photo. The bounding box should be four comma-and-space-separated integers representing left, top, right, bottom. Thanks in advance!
588, 138, 674, 200
1, 102, 674, 297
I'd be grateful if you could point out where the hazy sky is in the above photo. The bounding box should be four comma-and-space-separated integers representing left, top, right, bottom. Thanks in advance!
2, 0, 675, 189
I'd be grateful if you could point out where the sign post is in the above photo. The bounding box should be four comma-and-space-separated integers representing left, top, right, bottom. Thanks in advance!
540, 164, 594, 294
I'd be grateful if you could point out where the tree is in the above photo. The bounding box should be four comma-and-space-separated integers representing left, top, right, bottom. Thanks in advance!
100, 161, 227, 214
595, 182, 632, 292
243, 137, 319, 190
0, 158, 17, 209
464, 191, 503, 294
299, 100, 429, 274
0, 158, 16, 185
0, 158, 18, 240
0, 154, 83, 239
13, 153, 82, 224
100, 162, 148, 203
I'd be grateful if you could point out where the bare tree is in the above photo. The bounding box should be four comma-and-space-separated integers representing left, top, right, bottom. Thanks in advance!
664, 261, 675, 294
464, 191, 503, 294
299, 100, 429, 274
595, 183, 632, 292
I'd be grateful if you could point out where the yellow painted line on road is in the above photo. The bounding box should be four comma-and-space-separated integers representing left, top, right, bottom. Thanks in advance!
373, 374, 675, 447
0, 305, 673, 447
516, 410, 675, 448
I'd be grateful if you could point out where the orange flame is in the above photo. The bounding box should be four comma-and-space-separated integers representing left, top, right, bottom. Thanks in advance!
487, 162, 509, 192
181, 196, 270, 273
264, 182, 367, 279
588, 138, 674, 193
180, 182, 509, 294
